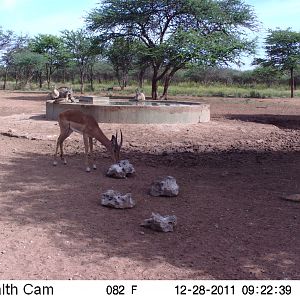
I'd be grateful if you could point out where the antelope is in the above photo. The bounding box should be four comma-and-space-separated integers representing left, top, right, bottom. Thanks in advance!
53, 109, 123, 172
134, 90, 146, 101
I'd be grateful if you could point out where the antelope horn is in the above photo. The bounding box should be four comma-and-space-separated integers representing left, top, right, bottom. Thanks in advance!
115, 130, 118, 146
119, 129, 123, 148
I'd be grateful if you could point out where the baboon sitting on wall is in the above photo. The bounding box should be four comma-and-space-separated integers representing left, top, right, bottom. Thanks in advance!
134, 90, 146, 101
49, 86, 75, 102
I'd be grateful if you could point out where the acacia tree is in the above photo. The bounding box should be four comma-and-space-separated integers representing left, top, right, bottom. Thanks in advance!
106, 37, 137, 89
1, 33, 29, 89
0, 27, 14, 89
254, 28, 300, 98
61, 29, 99, 93
0, 27, 13, 49
86, 0, 257, 99
252, 66, 281, 87
30, 34, 66, 88
11, 49, 46, 88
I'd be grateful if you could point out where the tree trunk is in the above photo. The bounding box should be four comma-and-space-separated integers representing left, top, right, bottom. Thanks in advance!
15, 71, 18, 88
151, 67, 159, 100
160, 67, 180, 100
46, 65, 50, 89
121, 72, 128, 90
38, 71, 43, 89
290, 67, 294, 98
138, 66, 147, 89
160, 74, 172, 100
79, 61, 86, 93
89, 65, 94, 92
62, 67, 66, 84
80, 68, 84, 94
71, 73, 75, 84
116, 68, 121, 89
151, 79, 158, 99
3, 67, 8, 90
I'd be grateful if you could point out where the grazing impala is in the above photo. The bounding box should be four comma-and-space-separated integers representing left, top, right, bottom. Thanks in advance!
53, 109, 123, 172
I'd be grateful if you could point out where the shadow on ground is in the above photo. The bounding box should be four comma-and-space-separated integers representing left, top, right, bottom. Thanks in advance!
226, 114, 300, 130
1, 145, 299, 279
29, 114, 47, 121
6, 93, 48, 102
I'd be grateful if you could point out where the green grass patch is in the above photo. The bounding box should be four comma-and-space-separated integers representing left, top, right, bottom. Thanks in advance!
2, 80, 299, 99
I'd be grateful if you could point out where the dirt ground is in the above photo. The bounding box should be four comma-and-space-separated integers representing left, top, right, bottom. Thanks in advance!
0, 90, 299, 280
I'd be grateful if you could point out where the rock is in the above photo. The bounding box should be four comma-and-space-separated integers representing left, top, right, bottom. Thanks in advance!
150, 176, 179, 197
141, 213, 177, 232
100, 190, 135, 209
118, 160, 135, 175
281, 194, 300, 203
107, 160, 135, 179
106, 164, 126, 178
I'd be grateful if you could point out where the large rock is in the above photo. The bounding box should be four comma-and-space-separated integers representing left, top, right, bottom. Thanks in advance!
150, 176, 179, 197
107, 160, 135, 179
106, 164, 126, 178
100, 190, 135, 209
141, 213, 177, 232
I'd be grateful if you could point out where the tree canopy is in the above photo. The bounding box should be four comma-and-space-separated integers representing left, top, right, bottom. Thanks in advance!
0, 26, 14, 49
61, 29, 100, 93
29, 34, 65, 88
86, 0, 258, 99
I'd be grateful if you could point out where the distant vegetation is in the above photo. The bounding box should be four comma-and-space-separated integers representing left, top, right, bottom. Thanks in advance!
1, 0, 300, 99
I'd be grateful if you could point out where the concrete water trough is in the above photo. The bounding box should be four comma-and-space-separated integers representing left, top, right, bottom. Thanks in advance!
46, 96, 210, 124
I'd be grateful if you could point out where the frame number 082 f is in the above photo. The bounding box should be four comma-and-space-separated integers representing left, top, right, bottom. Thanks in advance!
105, 285, 138, 296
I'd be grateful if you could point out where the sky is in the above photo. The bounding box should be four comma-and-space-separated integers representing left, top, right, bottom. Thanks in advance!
0, 0, 99, 35
1, 0, 300, 69
241, 0, 300, 68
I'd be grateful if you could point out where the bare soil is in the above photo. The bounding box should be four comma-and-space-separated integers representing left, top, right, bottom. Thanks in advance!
0, 91, 299, 280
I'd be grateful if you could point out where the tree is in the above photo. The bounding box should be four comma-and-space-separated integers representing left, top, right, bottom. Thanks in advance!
0, 27, 14, 89
11, 49, 46, 88
251, 66, 281, 87
1, 33, 30, 89
106, 37, 137, 89
30, 34, 65, 88
86, 0, 257, 99
254, 28, 300, 98
61, 29, 99, 93
0, 27, 13, 49
92, 60, 115, 83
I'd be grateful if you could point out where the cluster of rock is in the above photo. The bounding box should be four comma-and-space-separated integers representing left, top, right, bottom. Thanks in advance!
101, 161, 179, 232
